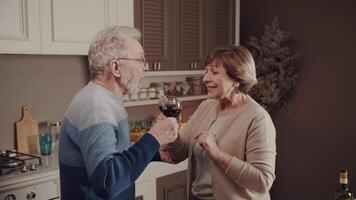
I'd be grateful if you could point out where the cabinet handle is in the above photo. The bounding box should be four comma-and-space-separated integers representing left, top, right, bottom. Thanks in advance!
153, 62, 161, 71
194, 62, 197, 69
190, 62, 194, 70
4, 194, 16, 200
26, 191, 36, 200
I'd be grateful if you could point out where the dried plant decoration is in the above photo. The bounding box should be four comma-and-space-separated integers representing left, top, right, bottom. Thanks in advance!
247, 17, 301, 113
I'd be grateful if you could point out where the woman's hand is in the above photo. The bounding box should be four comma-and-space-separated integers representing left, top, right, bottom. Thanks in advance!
159, 145, 176, 164
194, 131, 221, 160
195, 130, 233, 170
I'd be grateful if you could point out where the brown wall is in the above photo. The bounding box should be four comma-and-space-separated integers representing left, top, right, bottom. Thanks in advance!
0, 55, 90, 149
240, 0, 356, 199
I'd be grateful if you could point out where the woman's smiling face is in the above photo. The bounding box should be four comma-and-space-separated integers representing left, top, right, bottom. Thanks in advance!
202, 60, 236, 100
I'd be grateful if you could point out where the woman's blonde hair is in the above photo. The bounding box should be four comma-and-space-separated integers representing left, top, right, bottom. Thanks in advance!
204, 45, 257, 94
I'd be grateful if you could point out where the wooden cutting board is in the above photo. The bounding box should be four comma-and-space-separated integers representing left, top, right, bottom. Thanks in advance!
15, 105, 40, 155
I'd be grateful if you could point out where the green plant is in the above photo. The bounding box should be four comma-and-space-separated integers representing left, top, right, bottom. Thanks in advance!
247, 17, 301, 113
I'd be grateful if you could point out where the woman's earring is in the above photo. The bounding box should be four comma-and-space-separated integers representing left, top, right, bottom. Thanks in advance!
234, 87, 240, 94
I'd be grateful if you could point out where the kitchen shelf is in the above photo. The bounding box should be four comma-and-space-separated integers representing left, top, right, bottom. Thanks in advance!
124, 95, 207, 107
143, 70, 204, 77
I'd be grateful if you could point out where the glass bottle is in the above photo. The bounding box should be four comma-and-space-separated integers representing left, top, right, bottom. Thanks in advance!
334, 169, 354, 200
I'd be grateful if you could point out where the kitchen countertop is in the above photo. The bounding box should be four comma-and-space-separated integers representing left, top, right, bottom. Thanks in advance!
0, 151, 59, 189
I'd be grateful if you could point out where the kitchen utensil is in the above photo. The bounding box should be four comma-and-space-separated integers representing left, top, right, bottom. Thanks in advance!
15, 106, 40, 155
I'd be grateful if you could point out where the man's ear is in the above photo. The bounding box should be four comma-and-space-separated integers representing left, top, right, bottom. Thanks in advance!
109, 60, 121, 77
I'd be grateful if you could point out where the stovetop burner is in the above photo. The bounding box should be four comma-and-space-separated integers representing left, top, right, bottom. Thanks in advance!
0, 150, 41, 175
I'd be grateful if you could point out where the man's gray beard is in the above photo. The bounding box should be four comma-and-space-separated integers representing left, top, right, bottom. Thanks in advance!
121, 77, 141, 95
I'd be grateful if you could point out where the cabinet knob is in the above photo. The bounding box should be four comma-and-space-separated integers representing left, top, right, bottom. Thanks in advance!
26, 191, 36, 200
4, 194, 16, 200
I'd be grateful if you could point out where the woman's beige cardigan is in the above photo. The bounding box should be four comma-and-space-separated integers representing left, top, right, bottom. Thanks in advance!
167, 97, 276, 200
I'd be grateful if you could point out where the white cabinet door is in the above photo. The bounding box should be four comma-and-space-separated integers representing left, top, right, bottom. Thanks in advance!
0, 0, 41, 54
40, 0, 134, 55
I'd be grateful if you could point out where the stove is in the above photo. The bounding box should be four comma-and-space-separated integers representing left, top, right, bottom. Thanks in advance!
0, 150, 61, 199
0, 150, 41, 175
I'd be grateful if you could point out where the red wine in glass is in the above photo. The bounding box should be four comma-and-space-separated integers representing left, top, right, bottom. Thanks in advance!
159, 96, 182, 119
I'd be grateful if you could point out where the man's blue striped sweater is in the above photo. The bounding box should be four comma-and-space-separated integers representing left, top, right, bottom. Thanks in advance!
59, 81, 160, 199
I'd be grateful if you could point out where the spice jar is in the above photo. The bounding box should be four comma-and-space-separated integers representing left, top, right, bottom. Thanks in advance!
130, 92, 138, 101
181, 81, 190, 96
147, 87, 157, 99
167, 82, 177, 96
139, 88, 148, 100
190, 77, 202, 95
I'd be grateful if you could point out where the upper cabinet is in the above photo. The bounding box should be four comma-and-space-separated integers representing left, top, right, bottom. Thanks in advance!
136, 0, 174, 71
0, 0, 134, 55
211, 0, 236, 47
40, 0, 133, 55
174, 0, 206, 71
0, 0, 41, 54
134, 0, 238, 71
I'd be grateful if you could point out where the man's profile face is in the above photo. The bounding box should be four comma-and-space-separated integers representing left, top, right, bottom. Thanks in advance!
119, 39, 147, 94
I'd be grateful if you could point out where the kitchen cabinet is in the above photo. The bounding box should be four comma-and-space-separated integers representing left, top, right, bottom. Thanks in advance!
174, 0, 207, 70
135, 160, 188, 200
156, 170, 187, 200
0, 0, 134, 55
0, 0, 41, 54
211, 0, 236, 47
134, 0, 174, 70
134, 0, 238, 71
40, 0, 134, 55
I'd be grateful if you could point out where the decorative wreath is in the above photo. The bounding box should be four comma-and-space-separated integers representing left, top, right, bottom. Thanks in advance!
246, 17, 301, 113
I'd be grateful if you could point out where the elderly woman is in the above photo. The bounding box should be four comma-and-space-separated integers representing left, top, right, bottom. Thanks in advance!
165, 45, 276, 200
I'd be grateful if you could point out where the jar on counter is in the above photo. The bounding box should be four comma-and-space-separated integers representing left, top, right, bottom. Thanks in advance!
156, 83, 165, 97
190, 77, 203, 95
175, 82, 183, 96
123, 94, 130, 102
130, 91, 138, 101
147, 87, 157, 99
139, 88, 148, 100
49, 122, 61, 153
181, 81, 190, 96
167, 82, 177, 96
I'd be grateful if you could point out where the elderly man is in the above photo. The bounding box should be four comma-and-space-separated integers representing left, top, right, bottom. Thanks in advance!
59, 26, 178, 200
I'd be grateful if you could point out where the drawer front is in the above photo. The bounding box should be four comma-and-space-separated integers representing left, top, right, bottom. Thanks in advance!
0, 179, 60, 200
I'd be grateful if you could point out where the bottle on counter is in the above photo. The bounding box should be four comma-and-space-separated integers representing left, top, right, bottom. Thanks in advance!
334, 169, 354, 200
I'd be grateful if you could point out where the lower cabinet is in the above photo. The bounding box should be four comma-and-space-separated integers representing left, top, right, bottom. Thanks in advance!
156, 170, 188, 200
135, 181, 151, 200
135, 160, 188, 200
0, 171, 60, 200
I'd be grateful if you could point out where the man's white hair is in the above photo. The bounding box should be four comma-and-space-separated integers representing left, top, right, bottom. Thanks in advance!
88, 26, 141, 79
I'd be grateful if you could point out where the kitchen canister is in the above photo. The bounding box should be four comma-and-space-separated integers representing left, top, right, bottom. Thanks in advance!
139, 88, 148, 100
50, 122, 61, 152
147, 87, 157, 99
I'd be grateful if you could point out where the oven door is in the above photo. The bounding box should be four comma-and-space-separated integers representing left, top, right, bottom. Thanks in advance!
0, 172, 60, 200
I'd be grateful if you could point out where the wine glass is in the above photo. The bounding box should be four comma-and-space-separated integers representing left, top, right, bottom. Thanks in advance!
158, 95, 182, 119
